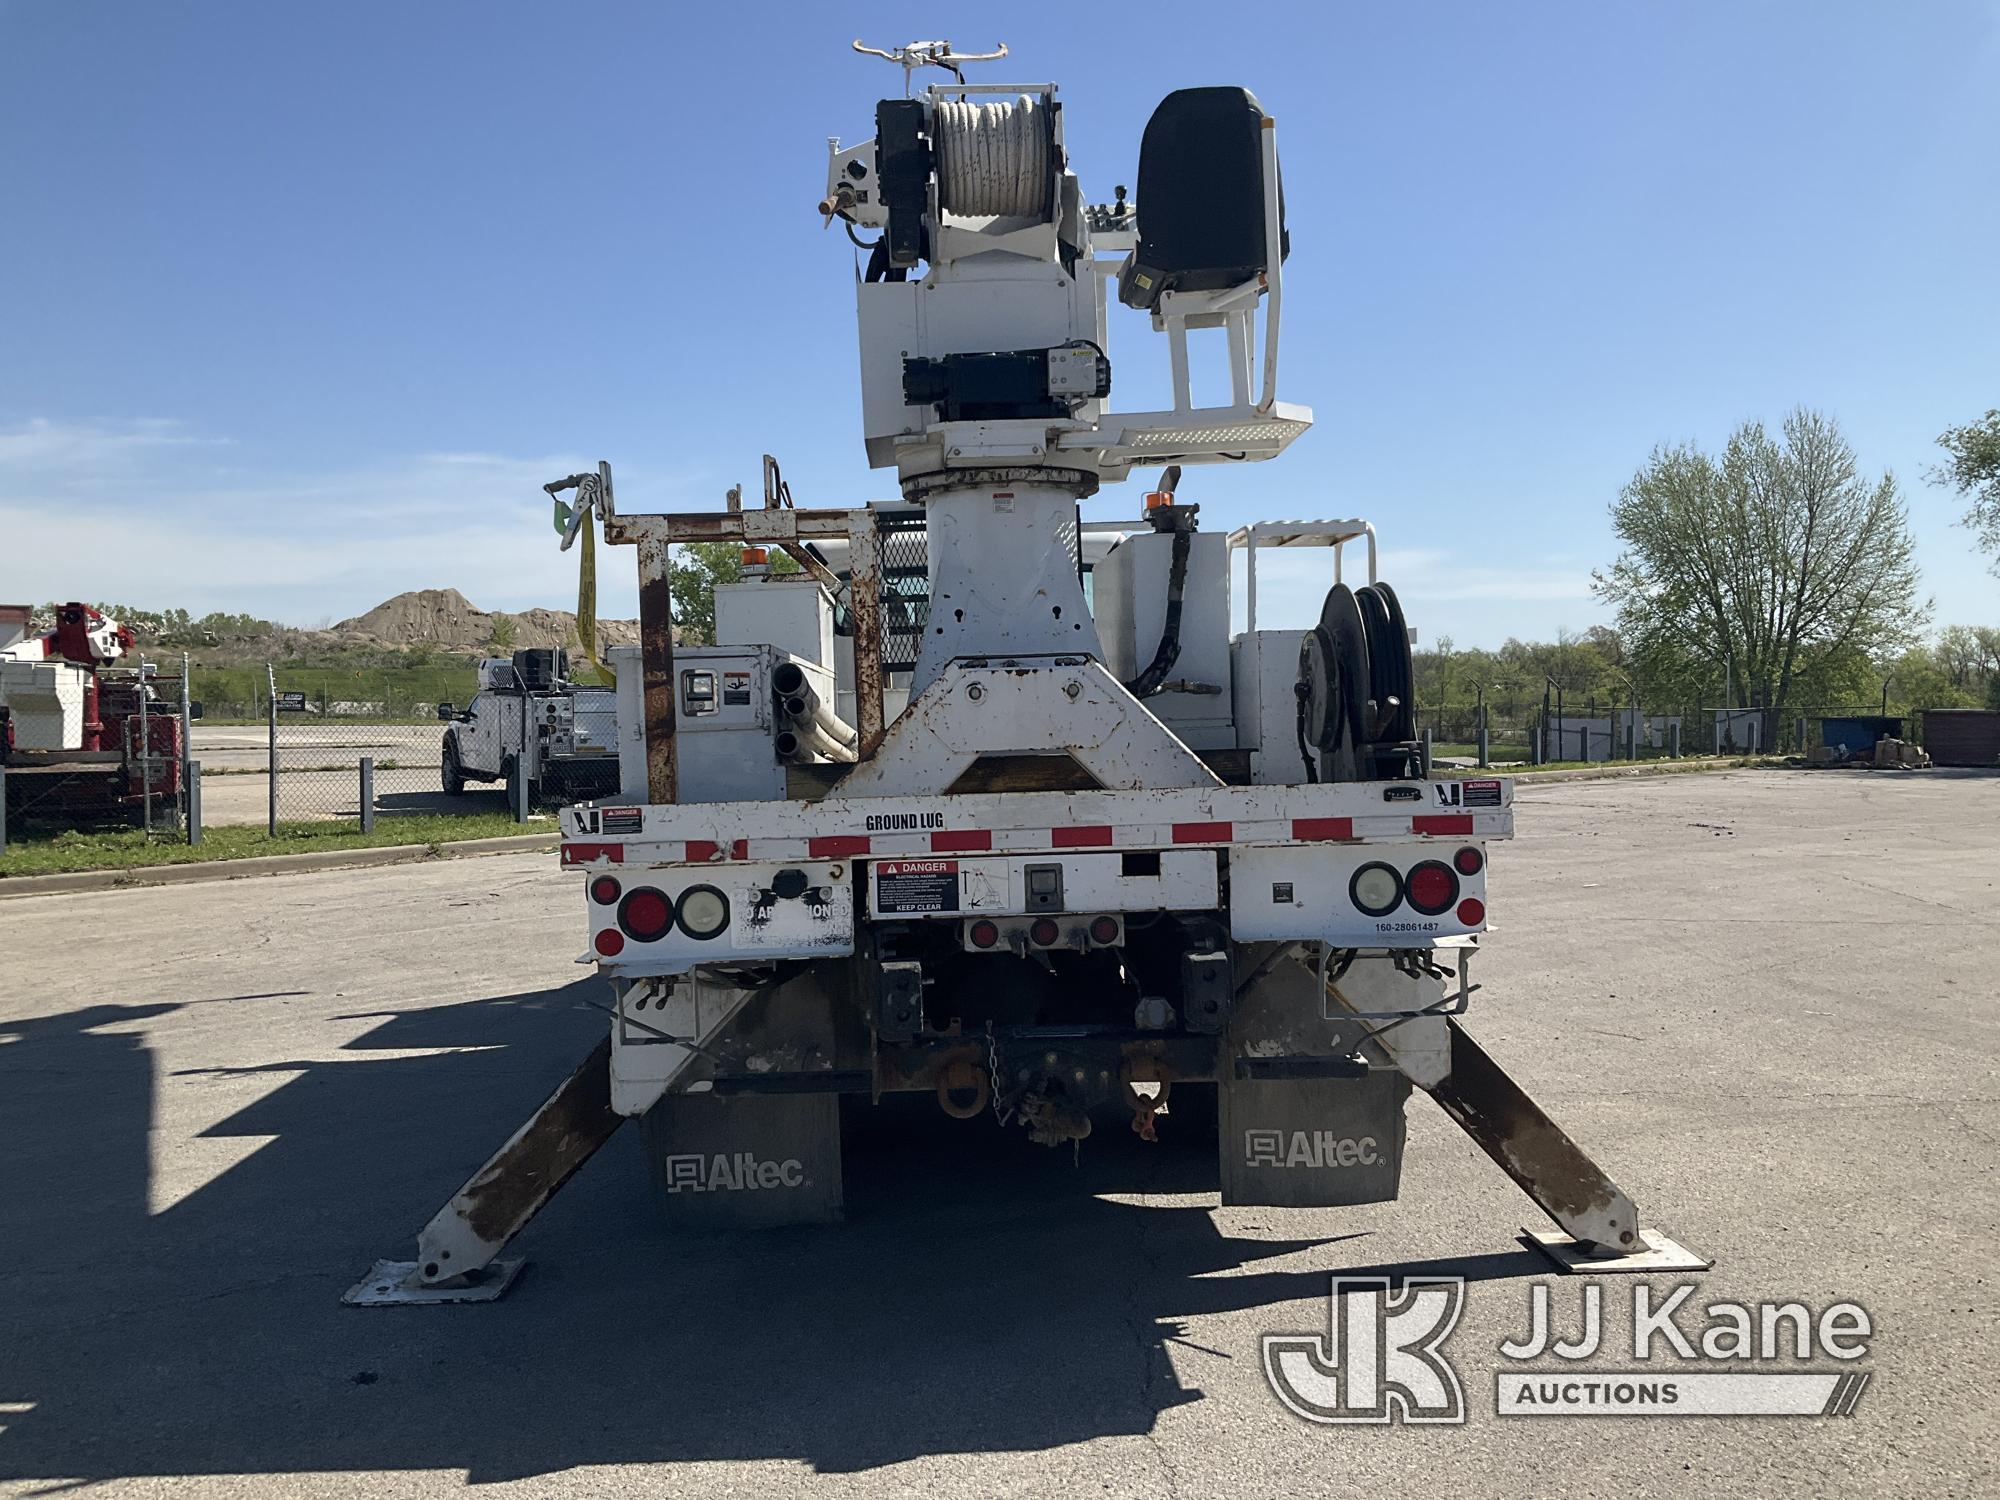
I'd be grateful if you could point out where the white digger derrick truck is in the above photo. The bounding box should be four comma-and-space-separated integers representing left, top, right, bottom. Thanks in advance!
352, 41, 1702, 1305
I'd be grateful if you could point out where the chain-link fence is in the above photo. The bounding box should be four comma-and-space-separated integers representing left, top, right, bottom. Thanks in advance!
1416, 700, 1920, 766
257, 665, 615, 829
262, 667, 463, 827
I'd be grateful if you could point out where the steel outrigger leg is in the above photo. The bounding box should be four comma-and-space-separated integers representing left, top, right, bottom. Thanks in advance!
345, 1034, 625, 1305
1419, 1020, 1690, 1269
1323, 965, 1710, 1273
1418, 1021, 1708, 1271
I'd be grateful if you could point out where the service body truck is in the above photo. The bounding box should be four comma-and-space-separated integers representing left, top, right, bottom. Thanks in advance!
439, 647, 618, 803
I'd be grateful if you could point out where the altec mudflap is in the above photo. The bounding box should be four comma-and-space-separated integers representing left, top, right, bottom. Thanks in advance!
348, 775, 1708, 1304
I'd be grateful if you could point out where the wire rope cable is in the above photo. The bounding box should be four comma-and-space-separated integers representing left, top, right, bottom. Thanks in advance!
933, 94, 1049, 218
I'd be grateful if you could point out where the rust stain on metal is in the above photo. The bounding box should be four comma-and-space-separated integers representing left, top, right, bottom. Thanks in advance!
874, 1042, 982, 1094
636, 535, 678, 805
606, 509, 858, 547
458, 1034, 624, 1246
847, 520, 886, 758
1117, 1039, 1195, 1085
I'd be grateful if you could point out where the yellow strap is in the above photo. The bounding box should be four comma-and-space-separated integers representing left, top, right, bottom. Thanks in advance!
575, 514, 614, 685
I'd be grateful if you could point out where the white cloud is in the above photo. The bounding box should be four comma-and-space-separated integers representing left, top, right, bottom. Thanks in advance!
0, 416, 1606, 641
0, 418, 681, 623
0, 416, 231, 476
1239, 544, 1596, 632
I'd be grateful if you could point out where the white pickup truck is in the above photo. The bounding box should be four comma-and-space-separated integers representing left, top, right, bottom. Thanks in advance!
439, 649, 618, 802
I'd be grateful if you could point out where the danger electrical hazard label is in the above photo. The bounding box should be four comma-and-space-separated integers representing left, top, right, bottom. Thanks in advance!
1462, 780, 1503, 808
875, 859, 959, 914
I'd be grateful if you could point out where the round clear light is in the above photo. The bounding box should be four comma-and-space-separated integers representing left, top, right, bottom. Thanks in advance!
677, 885, 730, 940
1350, 864, 1401, 916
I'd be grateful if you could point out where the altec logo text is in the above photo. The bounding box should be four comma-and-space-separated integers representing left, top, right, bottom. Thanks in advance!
660, 1153, 807, 1193
1246, 1130, 1381, 1169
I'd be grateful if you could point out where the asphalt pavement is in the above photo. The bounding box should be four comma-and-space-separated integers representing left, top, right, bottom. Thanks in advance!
0, 768, 1992, 1497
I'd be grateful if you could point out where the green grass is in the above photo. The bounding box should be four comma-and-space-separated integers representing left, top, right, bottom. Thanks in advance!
1431, 741, 1530, 763
1430, 743, 1759, 771
0, 811, 553, 878
1503, 754, 1784, 775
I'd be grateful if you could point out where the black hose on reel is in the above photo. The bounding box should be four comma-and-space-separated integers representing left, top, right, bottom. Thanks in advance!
1294, 579, 1417, 780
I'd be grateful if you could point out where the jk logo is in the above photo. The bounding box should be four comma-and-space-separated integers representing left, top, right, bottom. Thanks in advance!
1262, 1277, 1467, 1424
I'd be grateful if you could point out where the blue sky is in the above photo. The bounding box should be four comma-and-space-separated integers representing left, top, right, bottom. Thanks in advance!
1, 2, 1994, 644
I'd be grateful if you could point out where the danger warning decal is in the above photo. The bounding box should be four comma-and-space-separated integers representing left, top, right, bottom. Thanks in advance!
875, 859, 959, 914
1461, 780, 1504, 808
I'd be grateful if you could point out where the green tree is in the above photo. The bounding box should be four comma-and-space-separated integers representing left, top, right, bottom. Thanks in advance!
488, 614, 518, 651
1883, 644, 1972, 717
1931, 409, 2000, 575
668, 542, 801, 645
1594, 409, 1925, 717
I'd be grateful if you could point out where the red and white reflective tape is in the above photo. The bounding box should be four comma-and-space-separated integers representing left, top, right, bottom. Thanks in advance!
562, 812, 1508, 868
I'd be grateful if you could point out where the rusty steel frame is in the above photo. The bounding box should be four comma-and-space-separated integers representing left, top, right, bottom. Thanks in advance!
601, 495, 892, 798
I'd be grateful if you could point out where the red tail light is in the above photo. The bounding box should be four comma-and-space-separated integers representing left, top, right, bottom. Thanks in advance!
1453, 846, 1484, 876
968, 919, 1000, 949
617, 887, 674, 943
1457, 898, 1486, 926
1089, 915, 1120, 945
589, 875, 622, 905
1029, 917, 1060, 947
1405, 861, 1459, 916
593, 928, 626, 957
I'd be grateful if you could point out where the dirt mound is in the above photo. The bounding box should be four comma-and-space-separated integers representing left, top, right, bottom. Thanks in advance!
331, 589, 640, 654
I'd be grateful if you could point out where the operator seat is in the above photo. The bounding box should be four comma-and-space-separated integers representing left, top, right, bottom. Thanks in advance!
1118, 86, 1289, 313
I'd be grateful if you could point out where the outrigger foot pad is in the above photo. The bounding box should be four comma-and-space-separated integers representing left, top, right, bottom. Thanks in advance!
1522, 1227, 1712, 1275
342, 1257, 528, 1306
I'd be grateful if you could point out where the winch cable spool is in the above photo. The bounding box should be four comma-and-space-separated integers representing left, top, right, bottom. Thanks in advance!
932, 95, 1051, 219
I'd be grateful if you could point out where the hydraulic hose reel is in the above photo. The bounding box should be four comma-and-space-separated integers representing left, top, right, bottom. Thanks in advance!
1297, 579, 1419, 782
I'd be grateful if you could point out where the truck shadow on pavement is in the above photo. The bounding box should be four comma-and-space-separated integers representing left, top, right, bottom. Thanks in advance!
0, 983, 1544, 1485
